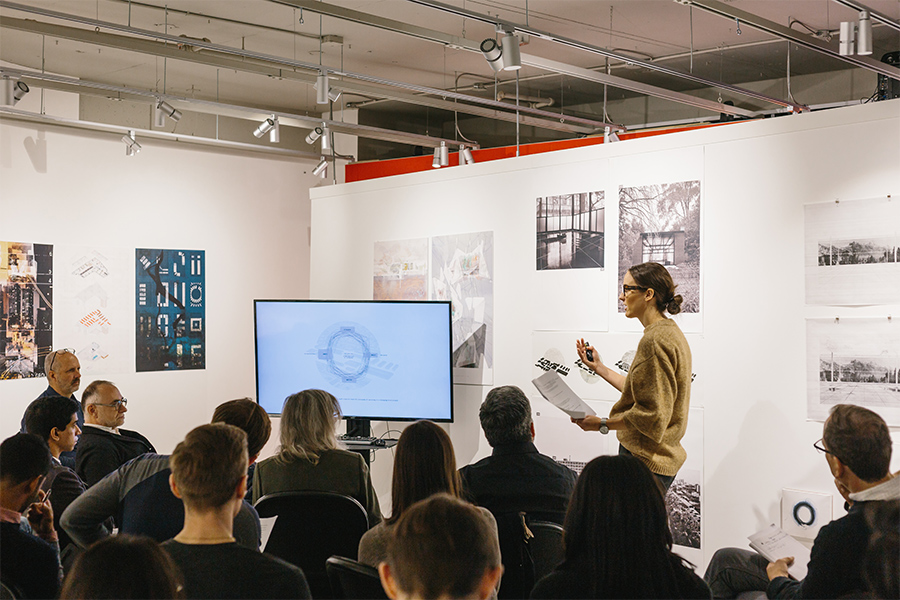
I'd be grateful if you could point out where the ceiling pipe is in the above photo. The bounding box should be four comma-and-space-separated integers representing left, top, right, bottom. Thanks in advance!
400, 0, 806, 111
0, 1, 619, 133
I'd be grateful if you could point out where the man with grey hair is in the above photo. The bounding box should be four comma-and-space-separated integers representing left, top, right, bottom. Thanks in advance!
20, 348, 84, 468
459, 385, 576, 525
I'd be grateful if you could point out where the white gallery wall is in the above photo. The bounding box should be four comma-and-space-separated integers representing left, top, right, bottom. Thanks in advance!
0, 93, 318, 457
310, 99, 900, 570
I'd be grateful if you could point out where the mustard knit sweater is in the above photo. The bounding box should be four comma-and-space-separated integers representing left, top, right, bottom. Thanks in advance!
610, 318, 692, 477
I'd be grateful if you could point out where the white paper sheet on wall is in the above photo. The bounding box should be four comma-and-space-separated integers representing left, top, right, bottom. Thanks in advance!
53, 245, 132, 375
806, 317, 900, 425
804, 197, 900, 306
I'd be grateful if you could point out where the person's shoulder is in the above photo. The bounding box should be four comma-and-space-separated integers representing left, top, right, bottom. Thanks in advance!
0, 521, 56, 558
322, 447, 367, 466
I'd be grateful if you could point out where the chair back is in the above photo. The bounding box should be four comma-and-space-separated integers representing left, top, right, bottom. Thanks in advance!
326, 556, 388, 599
0, 580, 21, 600
255, 492, 369, 599
493, 511, 536, 599
528, 520, 565, 583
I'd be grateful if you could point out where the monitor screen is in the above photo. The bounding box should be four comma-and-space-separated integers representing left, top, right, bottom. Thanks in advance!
254, 299, 453, 422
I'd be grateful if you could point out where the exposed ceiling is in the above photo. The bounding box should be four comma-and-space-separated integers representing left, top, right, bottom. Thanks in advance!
1, 0, 898, 160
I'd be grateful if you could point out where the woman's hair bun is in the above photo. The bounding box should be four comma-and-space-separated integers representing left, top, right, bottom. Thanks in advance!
666, 294, 683, 315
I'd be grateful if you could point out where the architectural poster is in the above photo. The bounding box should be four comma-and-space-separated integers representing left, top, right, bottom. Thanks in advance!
135, 248, 205, 372
54, 246, 131, 374
0, 241, 53, 379
536, 191, 605, 270
373, 238, 428, 300
807, 317, 899, 425
804, 197, 899, 306
618, 180, 701, 318
431, 231, 493, 386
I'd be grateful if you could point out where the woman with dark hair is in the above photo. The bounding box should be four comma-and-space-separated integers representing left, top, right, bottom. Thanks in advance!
531, 455, 710, 599
574, 262, 692, 490
357, 420, 497, 567
60, 534, 184, 599
250, 389, 381, 526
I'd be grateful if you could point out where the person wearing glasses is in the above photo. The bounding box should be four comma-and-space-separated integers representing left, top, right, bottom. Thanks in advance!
75, 380, 155, 487
20, 348, 84, 469
572, 262, 692, 492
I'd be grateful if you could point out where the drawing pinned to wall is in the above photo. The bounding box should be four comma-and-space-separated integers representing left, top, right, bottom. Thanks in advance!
807, 317, 899, 425
618, 180, 701, 319
135, 248, 205, 372
431, 231, 493, 385
54, 246, 131, 374
1, 241, 53, 379
804, 197, 900, 305
373, 238, 428, 300
536, 191, 604, 270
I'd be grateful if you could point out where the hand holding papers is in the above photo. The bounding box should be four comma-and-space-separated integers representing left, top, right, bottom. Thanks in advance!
748, 524, 811, 581
532, 370, 597, 419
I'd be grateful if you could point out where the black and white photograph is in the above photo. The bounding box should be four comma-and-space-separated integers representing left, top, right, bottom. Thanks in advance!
805, 197, 900, 306
667, 469, 701, 549
618, 180, 701, 314
536, 191, 604, 270
807, 318, 900, 425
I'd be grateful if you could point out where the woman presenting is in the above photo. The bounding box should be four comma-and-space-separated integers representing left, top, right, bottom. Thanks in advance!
574, 262, 692, 491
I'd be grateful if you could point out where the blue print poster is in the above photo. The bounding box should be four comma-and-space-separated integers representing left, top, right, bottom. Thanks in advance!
135, 248, 205, 371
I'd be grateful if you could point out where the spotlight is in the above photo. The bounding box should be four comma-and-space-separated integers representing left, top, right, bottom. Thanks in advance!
122, 130, 141, 156
500, 33, 522, 71
604, 127, 620, 143
328, 88, 342, 102
857, 11, 872, 56
839, 20, 856, 56
156, 100, 182, 124
461, 145, 476, 165
269, 116, 280, 143
480, 38, 504, 73
1, 78, 29, 106
253, 117, 276, 138
316, 71, 329, 105
321, 125, 331, 152
313, 156, 328, 178
305, 127, 323, 145
432, 141, 449, 168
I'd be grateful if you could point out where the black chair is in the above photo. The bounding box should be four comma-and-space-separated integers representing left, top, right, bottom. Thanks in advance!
326, 556, 388, 599
0, 580, 22, 600
528, 520, 565, 583
255, 492, 369, 599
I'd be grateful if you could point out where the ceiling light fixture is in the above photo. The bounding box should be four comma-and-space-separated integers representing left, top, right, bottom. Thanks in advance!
604, 126, 620, 144
1, 77, 29, 106
316, 70, 330, 104
321, 125, 331, 152
269, 115, 280, 143
500, 32, 522, 70
839, 10, 872, 56
253, 116, 276, 138
305, 126, 323, 144
155, 99, 182, 127
122, 130, 141, 156
480, 38, 504, 73
460, 145, 476, 165
313, 156, 328, 177
432, 141, 449, 168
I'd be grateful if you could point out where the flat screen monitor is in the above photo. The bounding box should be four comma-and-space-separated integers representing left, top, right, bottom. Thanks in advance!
254, 299, 453, 422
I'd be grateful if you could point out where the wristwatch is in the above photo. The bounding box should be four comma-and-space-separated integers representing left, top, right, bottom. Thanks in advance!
599, 417, 609, 435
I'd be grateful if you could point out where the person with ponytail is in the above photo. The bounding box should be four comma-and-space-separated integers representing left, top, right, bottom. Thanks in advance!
573, 262, 692, 491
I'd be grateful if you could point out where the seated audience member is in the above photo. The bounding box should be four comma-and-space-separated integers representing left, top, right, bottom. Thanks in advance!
59, 534, 184, 599
460, 385, 576, 524
359, 420, 498, 567
24, 395, 86, 552
530, 454, 710, 599
76, 380, 156, 487
864, 499, 899, 600
163, 423, 311, 599
60, 399, 268, 550
0, 433, 61, 599
379, 493, 502, 600
704, 404, 898, 599
20, 348, 84, 469
251, 389, 382, 526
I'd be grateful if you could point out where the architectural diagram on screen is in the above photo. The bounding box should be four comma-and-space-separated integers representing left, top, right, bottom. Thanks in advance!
307, 322, 397, 389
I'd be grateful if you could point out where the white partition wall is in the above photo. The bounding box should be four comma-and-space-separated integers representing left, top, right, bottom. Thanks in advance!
310, 99, 900, 569
0, 114, 318, 457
